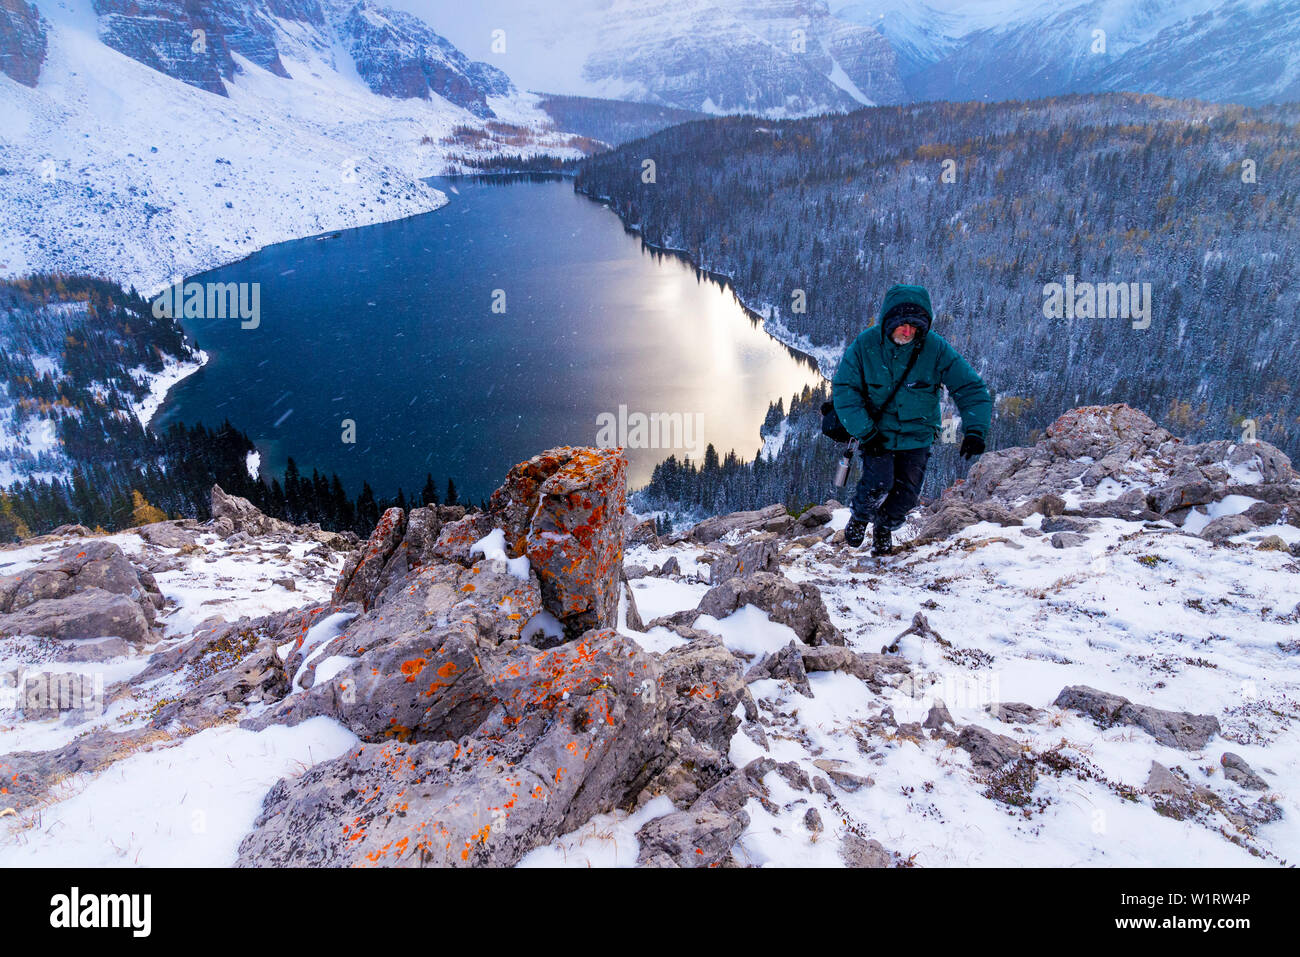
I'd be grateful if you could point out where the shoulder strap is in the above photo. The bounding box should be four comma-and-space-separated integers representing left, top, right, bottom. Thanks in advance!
867, 340, 923, 423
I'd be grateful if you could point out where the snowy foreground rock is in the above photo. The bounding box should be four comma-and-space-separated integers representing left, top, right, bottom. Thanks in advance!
2, 409, 1299, 866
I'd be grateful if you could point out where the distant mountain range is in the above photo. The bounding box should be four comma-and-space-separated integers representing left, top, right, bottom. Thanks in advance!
426, 0, 1299, 114
847, 0, 1300, 107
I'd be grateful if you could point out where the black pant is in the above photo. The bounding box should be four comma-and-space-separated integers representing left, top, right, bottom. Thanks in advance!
850, 447, 930, 531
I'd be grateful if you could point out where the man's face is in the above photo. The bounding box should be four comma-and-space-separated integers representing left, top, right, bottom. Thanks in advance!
891, 322, 918, 345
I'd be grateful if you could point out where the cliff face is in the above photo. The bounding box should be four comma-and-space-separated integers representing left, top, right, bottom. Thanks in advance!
0, 0, 47, 87
336, 1, 513, 117
86, 0, 513, 109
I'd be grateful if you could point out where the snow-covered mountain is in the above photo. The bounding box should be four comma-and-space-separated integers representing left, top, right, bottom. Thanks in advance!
0, 0, 588, 293
837, 0, 1300, 105
426, 0, 1300, 111
424, 0, 907, 116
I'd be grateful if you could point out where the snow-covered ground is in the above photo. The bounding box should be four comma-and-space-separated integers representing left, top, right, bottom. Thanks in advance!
0, 1, 587, 296
523, 508, 1300, 867
3, 456, 1296, 866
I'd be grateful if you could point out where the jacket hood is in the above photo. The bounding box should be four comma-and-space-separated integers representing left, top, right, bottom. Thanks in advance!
879, 284, 933, 341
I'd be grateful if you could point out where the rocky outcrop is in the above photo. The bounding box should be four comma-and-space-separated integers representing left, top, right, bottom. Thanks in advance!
0, 0, 47, 87
0, 541, 162, 645
488, 446, 628, 640
916, 404, 1299, 543
235, 628, 668, 867
337, 0, 513, 116
1053, 685, 1220, 750
685, 503, 791, 544
695, 571, 843, 646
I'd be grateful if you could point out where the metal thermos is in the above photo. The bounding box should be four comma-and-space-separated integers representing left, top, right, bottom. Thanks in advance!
833, 438, 859, 487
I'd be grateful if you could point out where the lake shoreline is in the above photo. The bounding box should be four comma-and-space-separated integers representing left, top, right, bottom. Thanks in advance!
150, 176, 820, 500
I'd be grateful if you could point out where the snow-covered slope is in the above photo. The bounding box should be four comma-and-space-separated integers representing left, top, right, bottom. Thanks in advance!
427, 0, 905, 116
2, 407, 1296, 866
837, 0, 1300, 105
0, 0, 587, 294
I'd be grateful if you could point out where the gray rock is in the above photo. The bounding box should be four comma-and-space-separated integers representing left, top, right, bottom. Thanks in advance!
696, 572, 843, 646
1144, 762, 1188, 797
211, 484, 294, 538
922, 699, 953, 730
236, 628, 669, 867
745, 640, 812, 697
137, 521, 200, 548
956, 725, 1023, 773
803, 807, 824, 833
1199, 514, 1256, 542
1227, 441, 1296, 484
710, 538, 779, 585
1041, 515, 1098, 534
331, 507, 408, 609
636, 803, 747, 868
0, 588, 154, 645
688, 504, 789, 544
1220, 752, 1269, 791
658, 556, 681, 577
622, 577, 646, 632
795, 505, 833, 529
1053, 685, 1220, 750
1050, 531, 1089, 548
839, 833, 893, 868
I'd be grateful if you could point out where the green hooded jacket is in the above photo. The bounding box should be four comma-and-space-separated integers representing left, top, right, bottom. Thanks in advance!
831, 284, 992, 450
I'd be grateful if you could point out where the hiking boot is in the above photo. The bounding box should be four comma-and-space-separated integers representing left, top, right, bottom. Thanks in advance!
844, 518, 867, 548
871, 524, 893, 557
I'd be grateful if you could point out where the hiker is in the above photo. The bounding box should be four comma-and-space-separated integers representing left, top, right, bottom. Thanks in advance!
830, 283, 992, 555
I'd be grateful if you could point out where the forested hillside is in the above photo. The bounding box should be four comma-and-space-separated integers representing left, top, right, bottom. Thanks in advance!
578, 94, 1300, 488
0, 276, 468, 541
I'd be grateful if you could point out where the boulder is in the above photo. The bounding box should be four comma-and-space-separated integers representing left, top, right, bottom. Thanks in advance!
1198, 514, 1255, 542
137, 521, 201, 548
1053, 685, 1219, 750
745, 640, 812, 696
332, 507, 407, 609
710, 538, 779, 585
1220, 752, 1269, 791
0, 588, 154, 645
488, 447, 628, 640
696, 572, 843, 646
210, 485, 294, 538
1043, 405, 1172, 460
1144, 762, 1188, 798
429, 512, 497, 566
1050, 531, 1089, 549
1226, 441, 1296, 484
956, 725, 1023, 773
687, 504, 788, 545
236, 628, 668, 867
839, 833, 893, 868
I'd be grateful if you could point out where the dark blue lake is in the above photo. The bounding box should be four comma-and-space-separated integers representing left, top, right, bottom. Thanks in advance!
155, 175, 820, 501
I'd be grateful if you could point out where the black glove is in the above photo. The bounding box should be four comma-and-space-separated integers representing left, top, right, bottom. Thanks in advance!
959, 433, 985, 460
860, 431, 887, 456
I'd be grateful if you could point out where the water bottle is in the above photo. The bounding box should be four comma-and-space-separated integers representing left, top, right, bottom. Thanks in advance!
833, 438, 858, 488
